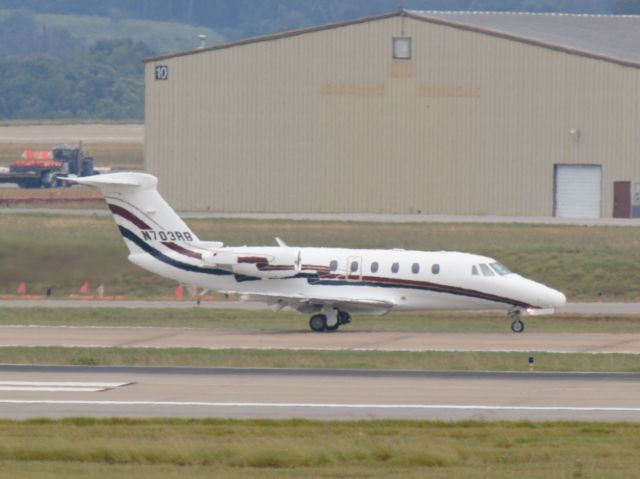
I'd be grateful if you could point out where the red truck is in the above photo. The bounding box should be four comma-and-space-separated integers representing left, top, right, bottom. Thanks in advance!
0, 144, 97, 188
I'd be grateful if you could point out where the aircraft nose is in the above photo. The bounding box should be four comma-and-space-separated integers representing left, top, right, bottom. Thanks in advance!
548, 288, 566, 308
517, 276, 566, 310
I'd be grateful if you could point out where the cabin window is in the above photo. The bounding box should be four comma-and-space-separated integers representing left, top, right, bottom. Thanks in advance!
471, 265, 479, 276
371, 262, 379, 273
391, 262, 400, 273
490, 262, 512, 275
431, 264, 440, 275
329, 260, 338, 272
480, 264, 495, 276
350, 261, 359, 273
412, 263, 420, 274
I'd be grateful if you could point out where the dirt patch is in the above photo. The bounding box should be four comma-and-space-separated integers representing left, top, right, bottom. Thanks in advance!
0, 186, 103, 207
0, 124, 143, 144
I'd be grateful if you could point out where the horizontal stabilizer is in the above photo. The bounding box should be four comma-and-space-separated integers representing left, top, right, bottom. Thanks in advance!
62, 174, 142, 188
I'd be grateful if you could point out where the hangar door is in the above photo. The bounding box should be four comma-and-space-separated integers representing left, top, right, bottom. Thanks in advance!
554, 165, 602, 218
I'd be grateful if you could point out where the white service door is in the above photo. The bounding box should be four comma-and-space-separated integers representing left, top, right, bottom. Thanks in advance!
555, 165, 602, 218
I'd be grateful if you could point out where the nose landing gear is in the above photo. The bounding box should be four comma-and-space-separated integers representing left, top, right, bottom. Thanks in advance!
308, 309, 352, 332
508, 309, 525, 333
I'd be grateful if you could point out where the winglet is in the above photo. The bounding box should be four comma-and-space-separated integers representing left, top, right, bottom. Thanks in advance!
275, 237, 288, 247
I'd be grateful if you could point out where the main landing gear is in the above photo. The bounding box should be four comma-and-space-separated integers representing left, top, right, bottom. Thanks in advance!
309, 310, 351, 332
508, 309, 525, 333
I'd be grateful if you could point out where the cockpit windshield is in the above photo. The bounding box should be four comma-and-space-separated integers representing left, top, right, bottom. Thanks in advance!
490, 262, 512, 275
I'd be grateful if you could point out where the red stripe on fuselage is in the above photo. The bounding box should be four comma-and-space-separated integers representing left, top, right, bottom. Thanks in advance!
258, 265, 295, 271
108, 203, 151, 230
315, 273, 531, 308
238, 256, 268, 264
161, 242, 203, 259
108, 202, 203, 260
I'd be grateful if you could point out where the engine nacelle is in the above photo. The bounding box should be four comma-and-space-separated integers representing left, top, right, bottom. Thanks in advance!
202, 248, 300, 279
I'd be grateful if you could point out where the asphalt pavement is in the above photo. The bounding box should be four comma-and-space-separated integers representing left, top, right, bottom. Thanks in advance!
5, 207, 640, 226
0, 365, 639, 421
2, 299, 640, 315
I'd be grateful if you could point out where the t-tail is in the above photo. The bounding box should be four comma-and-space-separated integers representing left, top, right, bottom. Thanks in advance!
71, 172, 214, 262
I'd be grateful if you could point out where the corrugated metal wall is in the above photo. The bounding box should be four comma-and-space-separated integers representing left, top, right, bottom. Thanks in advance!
145, 15, 640, 216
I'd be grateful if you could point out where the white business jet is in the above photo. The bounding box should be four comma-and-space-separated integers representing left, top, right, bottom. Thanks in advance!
72, 172, 566, 333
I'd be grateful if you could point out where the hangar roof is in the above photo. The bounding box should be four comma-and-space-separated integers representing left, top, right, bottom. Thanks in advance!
146, 10, 640, 69
410, 10, 640, 68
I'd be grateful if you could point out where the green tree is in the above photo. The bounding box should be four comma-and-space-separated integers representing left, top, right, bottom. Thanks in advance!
0, 11, 81, 58
0, 38, 151, 120
613, 0, 640, 13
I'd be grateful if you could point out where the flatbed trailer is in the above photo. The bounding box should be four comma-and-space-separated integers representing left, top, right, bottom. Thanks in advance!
0, 145, 96, 188
0, 171, 51, 188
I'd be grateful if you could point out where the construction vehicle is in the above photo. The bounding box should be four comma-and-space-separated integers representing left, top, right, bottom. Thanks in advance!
0, 144, 97, 188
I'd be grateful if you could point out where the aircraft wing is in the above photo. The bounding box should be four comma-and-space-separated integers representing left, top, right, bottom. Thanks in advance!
224, 291, 395, 315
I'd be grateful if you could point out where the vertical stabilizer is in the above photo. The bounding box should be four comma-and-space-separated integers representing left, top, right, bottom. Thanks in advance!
72, 172, 201, 256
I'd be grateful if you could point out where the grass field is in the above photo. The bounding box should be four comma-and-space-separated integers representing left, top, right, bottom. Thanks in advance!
0, 143, 143, 169
0, 346, 638, 372
2, 308, 640, 333
2, 214, 640, 300
0, 418, 638, 478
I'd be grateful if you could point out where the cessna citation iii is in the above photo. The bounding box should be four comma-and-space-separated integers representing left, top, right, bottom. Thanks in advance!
72, 172, 566, 333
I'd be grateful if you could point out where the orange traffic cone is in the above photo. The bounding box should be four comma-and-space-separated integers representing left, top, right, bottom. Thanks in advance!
79, 281, 90, 294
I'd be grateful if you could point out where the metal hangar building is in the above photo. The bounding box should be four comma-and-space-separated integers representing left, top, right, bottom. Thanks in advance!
144, 10, 640, 218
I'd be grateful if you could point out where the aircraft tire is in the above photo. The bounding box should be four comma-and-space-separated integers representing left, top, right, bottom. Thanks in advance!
511, 319, 525, 333
325, 322, 340, 332
309, 314, 327, 332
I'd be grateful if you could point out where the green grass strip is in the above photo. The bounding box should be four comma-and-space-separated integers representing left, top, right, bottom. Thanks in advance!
0, 418, 639, 478
0, 346, 638, 372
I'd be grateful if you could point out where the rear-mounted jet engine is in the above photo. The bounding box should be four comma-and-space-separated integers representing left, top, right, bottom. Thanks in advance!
202, 248, 301, 279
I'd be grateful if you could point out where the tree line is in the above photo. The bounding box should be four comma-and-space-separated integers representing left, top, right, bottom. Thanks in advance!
0, 12, 151, 120
0, 0, 637, 120
0, 0, 633, 40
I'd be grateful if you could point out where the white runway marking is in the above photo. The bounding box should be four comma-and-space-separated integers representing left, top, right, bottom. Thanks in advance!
0, 381, 130, 392
1, 400, 640, 413
0, 387, 107, 392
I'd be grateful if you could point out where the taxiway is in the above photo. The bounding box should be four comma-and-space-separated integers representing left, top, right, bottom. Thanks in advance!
1, 325, 640, 353
2, 299, 640, 315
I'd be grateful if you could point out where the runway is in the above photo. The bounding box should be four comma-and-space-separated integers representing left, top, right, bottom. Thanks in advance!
0, 365, 638, 421
2, 325, 640, 353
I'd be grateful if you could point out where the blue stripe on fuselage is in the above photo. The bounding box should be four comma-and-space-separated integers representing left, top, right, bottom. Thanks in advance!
119, 226, 233, 277
309, 278, 531, 308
